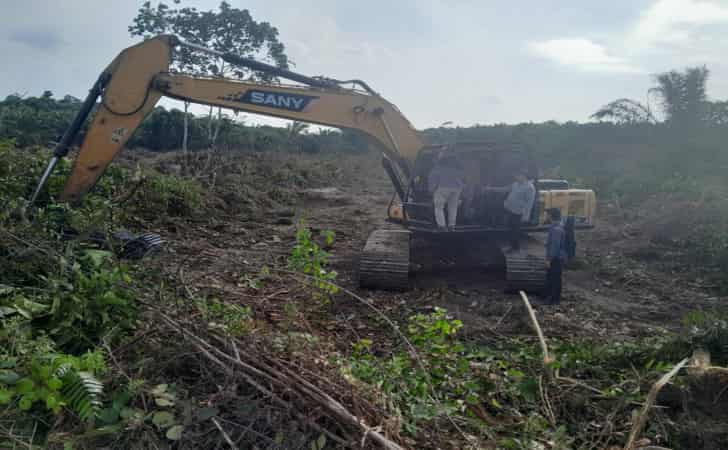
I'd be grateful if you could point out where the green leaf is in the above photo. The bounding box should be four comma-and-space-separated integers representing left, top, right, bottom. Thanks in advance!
0, 388, 14, 405
16, 378, 35, 394
517, 378, 540, 401
120, 407, 139, 420
0, 306, 16, 317
14, 298, 50, 318
0, 370, 20, 385
18, 395, 34, 410
98, 407, 121, 425
506, 369, 525, 380
46, 393, 61, 413
83, 250, 113, 267
155, 397, 174, 407
166, 425, 184, 441
152, 411, 176, 428
47, 376, 63, 390
316, 433, 327, 450
0, 285, 15, 295
0, 359, 17, 369
150, 384, 168, 396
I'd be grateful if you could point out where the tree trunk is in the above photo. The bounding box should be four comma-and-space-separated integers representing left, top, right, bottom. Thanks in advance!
182, 102, 189, 153
207, 105, 214, 146
212, 107, 223, 148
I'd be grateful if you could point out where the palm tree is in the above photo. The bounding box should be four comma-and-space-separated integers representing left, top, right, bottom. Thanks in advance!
653, 66, 709, 124
286, 121, 310, 154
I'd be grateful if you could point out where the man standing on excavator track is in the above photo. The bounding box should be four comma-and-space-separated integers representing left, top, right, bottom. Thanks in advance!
428, 153, 465, 232
486, 169, 535, 251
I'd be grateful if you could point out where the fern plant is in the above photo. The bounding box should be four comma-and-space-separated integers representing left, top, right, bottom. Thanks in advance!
0, 350, 106, 421
56, 363, 104, 420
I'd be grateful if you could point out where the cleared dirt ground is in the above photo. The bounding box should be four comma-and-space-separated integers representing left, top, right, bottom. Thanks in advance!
154, 153, 724, 345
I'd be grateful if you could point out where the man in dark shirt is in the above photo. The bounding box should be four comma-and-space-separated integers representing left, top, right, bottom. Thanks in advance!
544, 208, 566, 305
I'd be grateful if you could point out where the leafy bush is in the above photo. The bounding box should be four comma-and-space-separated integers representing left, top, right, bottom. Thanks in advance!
1, 249, 138, 353
135, 174, 202, 218
288, 222, 338, 299
0, 318, 106, 421
346, 308, 489, 432
195, 296, 253, 337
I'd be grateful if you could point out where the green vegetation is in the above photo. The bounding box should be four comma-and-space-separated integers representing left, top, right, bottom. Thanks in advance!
0, 141, 207, 447
288, 222, 339, 299
2, 0, 728, 442
0, 94, 370, 155
343, 306, 728, 448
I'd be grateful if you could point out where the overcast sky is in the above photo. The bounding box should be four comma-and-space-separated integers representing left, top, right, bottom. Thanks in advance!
3, 0, 728, 128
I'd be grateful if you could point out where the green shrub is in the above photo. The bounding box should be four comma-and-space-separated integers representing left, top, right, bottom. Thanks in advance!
346, 308, 490, 432
135, 175, 202, 218
0, 318, 106, 421
288, 222, 338, 299
1, 250, 138, 353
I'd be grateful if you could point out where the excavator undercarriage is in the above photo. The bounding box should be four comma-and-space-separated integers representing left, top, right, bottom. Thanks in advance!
359, 229, 549, 293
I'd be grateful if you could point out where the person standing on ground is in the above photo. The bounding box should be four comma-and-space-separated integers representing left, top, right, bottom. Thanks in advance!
485, 169, 536, 250
544, 208, 566, 305
428, 153, 465, 232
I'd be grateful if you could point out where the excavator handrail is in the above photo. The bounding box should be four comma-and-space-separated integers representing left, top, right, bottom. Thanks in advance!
175, 38, 378, 95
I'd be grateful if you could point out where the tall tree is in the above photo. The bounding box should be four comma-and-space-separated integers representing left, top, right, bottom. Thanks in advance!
653, 66, 709, 125
129, 1, 289, 149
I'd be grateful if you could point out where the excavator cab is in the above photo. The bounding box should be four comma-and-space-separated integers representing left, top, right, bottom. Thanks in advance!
395, 142, 540, 231
363, 142, 596, 291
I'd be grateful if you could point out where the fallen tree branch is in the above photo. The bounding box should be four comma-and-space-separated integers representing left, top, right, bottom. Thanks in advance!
272, 268, 475, 445
623, 358, 689, 450
211, 417, 239, 450
157, 311, 404, 450
519, 291, 553, 367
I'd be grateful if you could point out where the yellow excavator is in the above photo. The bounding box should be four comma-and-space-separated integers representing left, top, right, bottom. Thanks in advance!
31, 35, 596, 292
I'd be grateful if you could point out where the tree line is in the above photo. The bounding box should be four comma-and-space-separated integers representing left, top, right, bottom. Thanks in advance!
0, 92, 370, 154
591, 66, 728, 126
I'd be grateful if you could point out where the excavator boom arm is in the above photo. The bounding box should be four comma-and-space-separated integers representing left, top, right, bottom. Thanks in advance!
36, 35, 423, 203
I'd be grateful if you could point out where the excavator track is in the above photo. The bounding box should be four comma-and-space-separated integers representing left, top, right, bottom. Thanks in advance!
504, 251, 547, 294
358, 229, 410, 290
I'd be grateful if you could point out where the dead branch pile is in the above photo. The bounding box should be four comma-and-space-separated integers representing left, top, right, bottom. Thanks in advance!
123, 308, 406, 449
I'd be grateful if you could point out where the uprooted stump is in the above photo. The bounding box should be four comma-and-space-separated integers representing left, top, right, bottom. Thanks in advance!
657, 369, 728, 450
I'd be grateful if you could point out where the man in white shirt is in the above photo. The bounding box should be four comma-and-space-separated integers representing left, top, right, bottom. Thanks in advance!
485, 169, 536, 251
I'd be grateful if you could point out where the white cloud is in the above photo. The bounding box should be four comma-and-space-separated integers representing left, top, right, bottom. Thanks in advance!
632, 0, 728, 48
528, 38, 642, 74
